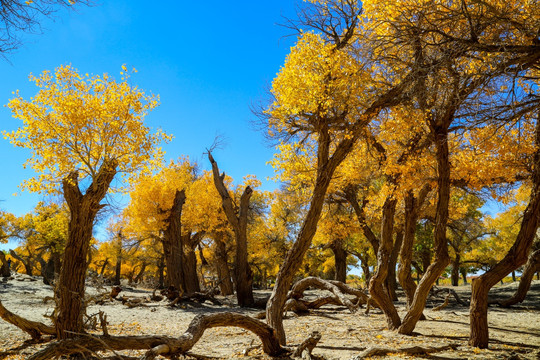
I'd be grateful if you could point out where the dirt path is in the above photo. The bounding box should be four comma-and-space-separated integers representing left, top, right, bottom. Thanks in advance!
0, 275, 538, 359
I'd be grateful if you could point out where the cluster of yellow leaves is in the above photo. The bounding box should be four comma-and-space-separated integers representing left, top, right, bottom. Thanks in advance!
3, 64, 171, 194
267, 32, 368, 138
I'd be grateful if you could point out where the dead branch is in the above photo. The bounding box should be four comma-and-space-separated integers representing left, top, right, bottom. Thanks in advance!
288, 277, 367, 313
292, 331, 321, 359
351, 343, 458, 359
0, 299, 55, 340
432, 292, 451, 311
27, 312, 288, 360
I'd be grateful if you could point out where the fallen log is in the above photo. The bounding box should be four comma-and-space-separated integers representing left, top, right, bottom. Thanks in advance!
27, 312, 288, 360
288, 277, 362, 313
0, 299, 56, 340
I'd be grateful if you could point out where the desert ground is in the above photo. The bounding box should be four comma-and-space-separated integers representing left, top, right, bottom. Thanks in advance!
0, 275, 538, 360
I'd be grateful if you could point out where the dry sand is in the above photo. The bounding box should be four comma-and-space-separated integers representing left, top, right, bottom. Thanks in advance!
0, 275, 539, 359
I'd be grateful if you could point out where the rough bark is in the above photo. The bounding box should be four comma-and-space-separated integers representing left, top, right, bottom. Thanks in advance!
113, 256, 122, 286
55, 160, 117, 339
369, 198, 401, 329
213, 233, 234, 295
0, 251, 11, 277
498, 249, 540, 307
398, 124, 451, 335
28, 312, 287, 360
183, 232, 204, 294
209, 152, 254, 307
469, 120, 540, 348
331, 240, 348, 283
387, 231, 403, 301
161, 189, 186, 293
451, 254, 461, 286
399, 190, 419, 308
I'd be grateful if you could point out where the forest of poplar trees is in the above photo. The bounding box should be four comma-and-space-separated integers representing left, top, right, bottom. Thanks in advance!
0, 0, 539, 359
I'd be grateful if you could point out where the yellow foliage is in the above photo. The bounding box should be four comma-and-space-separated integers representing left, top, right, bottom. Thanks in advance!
4, 64, 171, 194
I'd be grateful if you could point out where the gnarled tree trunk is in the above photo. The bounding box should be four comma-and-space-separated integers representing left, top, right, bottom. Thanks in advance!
369, 198, 401, 329
209, 152, 254, 307
213, 233, 234, 295
330, 240, 347, 283
469, 120, 540, 348
161, 189, 186, 292
387, 231, 403, 301
0, 251, 10, 277
55, 160, 117, 339
498, 249, 540, 307
398, 123, 451, 335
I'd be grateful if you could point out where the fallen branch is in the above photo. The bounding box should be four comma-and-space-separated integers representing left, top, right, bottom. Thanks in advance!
351, 343, 458, 359
432, 292, 451, 311
288, 277, 361, 313
28, 312, 288, 360
0, 299, 56, 339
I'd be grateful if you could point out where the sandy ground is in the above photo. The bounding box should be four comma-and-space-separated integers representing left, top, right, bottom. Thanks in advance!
0, 275, 539, 359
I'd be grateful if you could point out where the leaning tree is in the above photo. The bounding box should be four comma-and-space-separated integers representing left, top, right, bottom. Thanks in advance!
3, 64, 169, 338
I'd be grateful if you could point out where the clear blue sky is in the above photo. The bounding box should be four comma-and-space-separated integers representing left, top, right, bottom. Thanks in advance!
0, 1, 298, 223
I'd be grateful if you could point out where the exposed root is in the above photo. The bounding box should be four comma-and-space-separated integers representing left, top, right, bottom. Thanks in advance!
351, 343, 458, 359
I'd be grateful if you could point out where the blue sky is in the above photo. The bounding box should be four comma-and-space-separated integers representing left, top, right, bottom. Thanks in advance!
0, 1, 298, 224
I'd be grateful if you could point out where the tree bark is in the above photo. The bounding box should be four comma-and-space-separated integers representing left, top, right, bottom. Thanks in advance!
398, 123, 451, 335
469, 120, 540, 348
161, 189, 186, 292
183, 239, 200, 294
387, 230, 403, 301
369, 198, 401, 329
0, 251, 10, 277
451, 254, 461, 286
331, 240, 348, 283
209, 152, 254, 307
213, 233, 234, 295
461, 268, 468, 284
55, 160, 117, 339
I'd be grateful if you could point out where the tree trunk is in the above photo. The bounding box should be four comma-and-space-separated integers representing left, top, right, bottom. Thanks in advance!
162, 189, 186, 292
157, 254, 165, 289
399, 189, 424, 308
214, 234, 234, 295
499, 249, 540, 307
451, 254, 461, 286
9, 249, 33, 276
55, 161, 117, 339
133, 262, 147, 284
461, 268, 468, 285
209, 153, 254, 307
99, 258, 109, 276
369, 198, 401, 329
266, 127, 355, 344
387, 231, 403, 301
0, 252, 10, 277
114, 256, 122, 286
183, 244, 200, 294
469, 120, 540, 348
398, 123, 451, 335
331, 240, 347, 283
